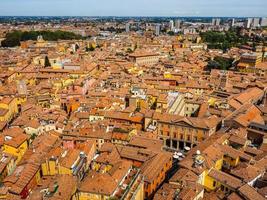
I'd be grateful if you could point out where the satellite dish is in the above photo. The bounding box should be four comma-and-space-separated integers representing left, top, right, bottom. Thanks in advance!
184, 146, 191, 151
177, 152, 183, 156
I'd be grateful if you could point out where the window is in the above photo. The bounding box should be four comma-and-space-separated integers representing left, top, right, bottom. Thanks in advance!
221, 185, 225, 191
187, 135, 190, 141
213, 181, 216, 187
166, 139, 170, 147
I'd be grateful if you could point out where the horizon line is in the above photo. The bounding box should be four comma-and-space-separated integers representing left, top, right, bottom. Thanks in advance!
0, 15, 266, 18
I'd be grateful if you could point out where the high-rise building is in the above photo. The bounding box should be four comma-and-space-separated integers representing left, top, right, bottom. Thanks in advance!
175, 19, 181, 30
216, 18, 221, 26
212, 18, 216, 26
231, 18, 235, 27
155, 24, 161, 36
169, 20, 174, 31
252, 18, 260, 28
212, 18, 221, 26
260, 18, 267, 27
126, 23, 130, 32
245, 18, 252, 28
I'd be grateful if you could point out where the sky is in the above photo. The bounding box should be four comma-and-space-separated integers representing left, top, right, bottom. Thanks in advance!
0, 0, 266, 17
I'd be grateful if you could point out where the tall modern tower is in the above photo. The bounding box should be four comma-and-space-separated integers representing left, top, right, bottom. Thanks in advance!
212, 18, 216, 26
212, 18, 221, 26
245, 18, 252, 28
260, 18, 267, 27
252, 18, 260, 28
155, 24, 161, 36
169, 20, 174, 31
231, 18, 235, 27
175, 20, 181, 30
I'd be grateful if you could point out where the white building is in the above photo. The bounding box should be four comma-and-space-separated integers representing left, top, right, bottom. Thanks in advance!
169, 20, 174, 31
260, 18, 267, 27
212, 18, 221, 26
155, 24, 160, 36
175, 19, 181, 30
245, 18, 252, 28
252, 18, 260, 28
231, 18, 235, 27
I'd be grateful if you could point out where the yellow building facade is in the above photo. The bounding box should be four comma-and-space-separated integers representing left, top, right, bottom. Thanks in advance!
3, 140, 28, 164
0, 97, 18, 122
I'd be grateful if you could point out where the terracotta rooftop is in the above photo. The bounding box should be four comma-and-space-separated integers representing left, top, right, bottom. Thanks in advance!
238, 184, 266, 200
208, 169, 243, 190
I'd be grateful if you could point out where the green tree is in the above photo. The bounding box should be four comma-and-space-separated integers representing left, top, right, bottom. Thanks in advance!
134, 43, 138, 50
200, 29, 250, 51
75, 44, 79, 51
1, 30, 83, 47
206, 57, 234, 71
167, 31, 175, 36
126, 48, 133, 53
44, 56, 51, 67
1, 31, 21, 47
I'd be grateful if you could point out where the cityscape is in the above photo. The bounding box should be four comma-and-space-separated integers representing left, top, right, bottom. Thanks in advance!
0, 1, 267, 200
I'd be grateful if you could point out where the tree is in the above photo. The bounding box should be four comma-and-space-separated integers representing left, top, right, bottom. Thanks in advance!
1, 31, 21, 47
44, 56, 51, 67
126, 48, 133, 53
134, 43, 138, 50
200, 29, 250, 51
75, 43, 79, 51
1, 30, 83, 47
167, 31, 175, 36
206, 57, 234, 71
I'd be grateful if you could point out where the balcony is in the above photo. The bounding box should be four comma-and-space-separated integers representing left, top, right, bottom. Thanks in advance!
114, 168, 143, 200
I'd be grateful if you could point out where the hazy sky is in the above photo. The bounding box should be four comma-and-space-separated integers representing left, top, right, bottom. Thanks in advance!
0, 0, 266, 17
